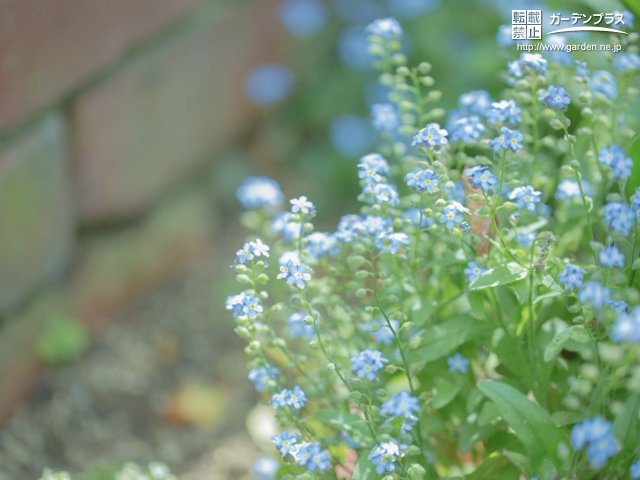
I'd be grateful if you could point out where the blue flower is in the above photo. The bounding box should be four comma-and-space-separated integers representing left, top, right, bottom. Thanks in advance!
245, 64, 294, 106
612, 53, 640, 73
518, 232, 536, 248
272, 431, 301, 456
612, 307, 640, 344
449, 115, 485, 143
590, 70, 617, 100
578, 281, 611, 311
237, 294, 263, 320
631, 459, 640, 479
337, 26, 373, 71
358, 153, 390, 185
278, 0, 327, 38
632, 188, 640, 222
235, 239, 271, 265
571, 417, 618, 469
496, 24, 513, 48
608, 299, 628, 313
508, 53, 548, 79
599, 245, 625, 269
366, 17, 403, 40
250, 456, 279, 480
381, 390, 420, 434
439, 202, 468, 230
464, 261, 486, 283
558, 263, 584, 290
486, 100, 521, 125
603, 202, 634, 236
376, 231, 409, 254
576, 61, 589, 78
538, 85, 570, 110
509, 185, 541, 211
368, 441, 405, 475
367, 317, 399, 345
370, 183, 400, 206
288, 312, 315, 340
412, 123, 449, 150
490, 126, 523, 152
271, 386, 307, 409
405, 167, 439, 193
351, 349, 388, 380
292, 442, 331, 472
465, 166, 497, 193
614, 9, 635, 28
290, 196, 316, 216
305, 232, 337, 259
277, 260, 312, 289
236, 176, 284, 210
402, 208, 434, 229
599, 145, 633, 181
556, 179, 593, 201
458, 90, 492, 117
371, 103, 399, 132
248, 366, 279, 392
447, 353, 469, 373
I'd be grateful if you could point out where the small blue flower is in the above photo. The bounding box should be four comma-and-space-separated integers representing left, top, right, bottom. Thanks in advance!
558, 263, 584, 290
250, 456, 279, 480
439, 202, 468, 230
288, 312, 315, 340
556, 179, 593, 201
371, 103, 399, 132
292, 442, 331, 472
412, 123, 449, 150
330, 114, 374, 157
612, 307, 640, 344
608, 299, 628, 313
381, 391, 420, 434
271, 389, 288, 409
367, 317, 399, 345
599, 245, 625, 269
290, 196, 316, 216
448, 115, 485, 143
405, 167, 439, 193
599, 145, 633, 181
590, 70, 617, 100
509, 185, 541, 211
402, 208, 434, 229
465, 166, 497, 193
277, 260, 312, 289
351, 349, 388, 381
278, 0, 327, 38
632, 188, 640, 222
376, 231, 409, 254
272, 431, 301, 456
358, 153, 390, 185
248, 366, 279, 392
464, 261, 486, 283
509, 53, 548, 79
571, 417, 618, 468
305, 232, 337, 259
370, 183, 400, 206
612, 53, 640, 73
518, 232, 536, 248
239, 294, 263, 320
458, 90, 492, 117
366, 17, 403, 40
271, 386, 307, 409
245, 64, 294, 106
603, 202, 634, 236
538, 85, 570, 110
368, 441, 405, 475
490, 126, 523, 152
576, 61, 589, 78
578, 281, 611, 311
236, 176, 284, 210
631, 459, 640, 479
486, 100, 521, 125
614, 9, 635, 28
447, 353, 469, 373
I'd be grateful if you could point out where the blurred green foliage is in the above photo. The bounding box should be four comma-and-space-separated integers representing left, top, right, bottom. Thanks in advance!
36, 316, 89, 366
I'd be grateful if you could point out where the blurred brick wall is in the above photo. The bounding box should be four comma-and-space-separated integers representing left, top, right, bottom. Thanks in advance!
0, 0, 282, 421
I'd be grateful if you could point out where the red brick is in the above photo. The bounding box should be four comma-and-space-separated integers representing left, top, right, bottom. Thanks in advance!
71, 0, 283, 223
0, 0, 201, 130
0, 114, 74, 313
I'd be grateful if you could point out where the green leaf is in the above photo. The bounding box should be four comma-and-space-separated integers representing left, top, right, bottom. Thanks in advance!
613, 393, 640, 450
501, 450, 531, 477
625, 135, 640, 195
314, 409, 370, 445
431, 377, 464, 409
409, 316, 493, 364
470, 262, 528, 291
352, 455, 376, 480
552, 411, 586, 427
477, 380, 567, 477
543, 325, 592, 362
465, 452, 513, 480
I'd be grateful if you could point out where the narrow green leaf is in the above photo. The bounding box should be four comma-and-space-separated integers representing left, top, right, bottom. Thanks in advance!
613, 393, 640, 450
431, 377, 464, 409
477, 380, 567, 477
352, 455, 376, 480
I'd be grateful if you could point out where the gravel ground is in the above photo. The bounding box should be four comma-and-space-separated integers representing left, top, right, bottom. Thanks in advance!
0, 259, 260, 480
